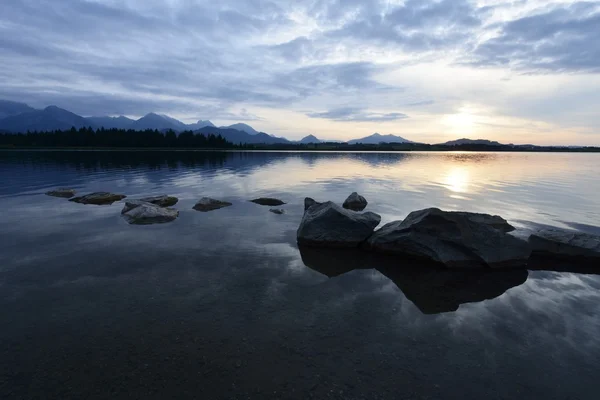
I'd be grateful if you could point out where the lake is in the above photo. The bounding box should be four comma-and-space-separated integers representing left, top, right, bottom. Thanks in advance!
1, 150, 599, 399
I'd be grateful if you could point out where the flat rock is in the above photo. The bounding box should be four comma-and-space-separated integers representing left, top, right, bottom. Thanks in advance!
529, 229, 600, 259
193, 197, 232, 212
367, 208, 530, 268
250, 198, 286, 206
343, 192, 368, 211
139, 195, 178, 207
69, 192, 126, 205
270, 209, 285, 215
121, 201, 178, 225
297, 201, 381, 248
46, 188, 76, 198
304, 197, 322, 212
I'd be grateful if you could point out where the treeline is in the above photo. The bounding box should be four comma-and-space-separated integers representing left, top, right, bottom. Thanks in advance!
0, 127, 239, 148
245, 142, 600, 153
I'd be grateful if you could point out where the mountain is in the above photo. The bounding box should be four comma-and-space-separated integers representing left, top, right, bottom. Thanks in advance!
222, 123, 259, 135
298, 135, 322, 144
187, 120, 215, 130
347, 133, 413, 144
130, 113, 187, 131
0, 105, 94, 132
443, 138, 503, 146
0, 100, 36, 119
87, 116, 135, 129
195, 126, 290, 144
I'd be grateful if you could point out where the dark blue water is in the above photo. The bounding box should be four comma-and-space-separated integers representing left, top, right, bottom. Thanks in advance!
1, 150, 599, 399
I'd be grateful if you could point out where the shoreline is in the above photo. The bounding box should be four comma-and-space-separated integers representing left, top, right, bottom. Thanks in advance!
2, 146, 600, 153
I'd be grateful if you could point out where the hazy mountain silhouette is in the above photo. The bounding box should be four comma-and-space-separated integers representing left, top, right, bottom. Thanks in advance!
0, 100, 36, 119
298, 134, 322, 144
87, 116, 135, 129
0, 105, 94, 132
347, 132, 413, 144
187, 120, 215, 130
195, 126, 290, 144
130, 113, 187, 131
222, 123, 259, 135
442, 138, 503, 146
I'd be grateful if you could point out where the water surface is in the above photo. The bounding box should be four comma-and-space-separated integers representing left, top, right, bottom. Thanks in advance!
1, 150, 599, 399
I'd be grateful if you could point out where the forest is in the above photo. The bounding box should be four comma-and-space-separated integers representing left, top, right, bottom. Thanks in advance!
0, 127, 238, 148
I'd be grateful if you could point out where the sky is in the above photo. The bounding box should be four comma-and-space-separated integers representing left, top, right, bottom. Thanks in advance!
1, 0, 599, 145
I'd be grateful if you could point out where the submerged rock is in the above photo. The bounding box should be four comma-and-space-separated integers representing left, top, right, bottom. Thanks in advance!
367, 208, 530, 268
121, 201, 178, 225
139, 195, 179, 208
530, 229, 600, 260
69, 192, 126, 205
342, 192, 368, 211
193, 197, 232, 212
304, 197, 322, 212
270, 209, 285, 215
46, 188, 76, 198
297, 201, 381, 248
250, 198, 286, 206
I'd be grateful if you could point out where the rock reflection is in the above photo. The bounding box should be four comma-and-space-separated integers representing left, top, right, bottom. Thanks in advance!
299, 246, 528, 314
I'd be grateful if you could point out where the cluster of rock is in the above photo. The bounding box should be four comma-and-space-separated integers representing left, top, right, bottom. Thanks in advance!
298, 193, 599, 268
46, 189, 288, 225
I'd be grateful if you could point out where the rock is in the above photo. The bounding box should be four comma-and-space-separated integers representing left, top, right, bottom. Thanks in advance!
367, 208, 530, 268
46, 188, 76, 198
139, 195, 178, 208
193, 197, 232, 212
529, 229, 600, 260
270, 209, 285, 215
120, 200, 146, 214
250, 198, 286, 206
297, 201, 381, 248
342, 192, 368, 211
121, 201, 179, 225
69, 192, 126, 205
304, 197, 322, 212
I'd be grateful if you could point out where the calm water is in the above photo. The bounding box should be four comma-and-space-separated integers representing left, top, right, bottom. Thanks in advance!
1, 150, 599, 399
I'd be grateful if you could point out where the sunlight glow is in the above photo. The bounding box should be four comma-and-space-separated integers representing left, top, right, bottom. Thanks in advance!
443, 167, 471, 193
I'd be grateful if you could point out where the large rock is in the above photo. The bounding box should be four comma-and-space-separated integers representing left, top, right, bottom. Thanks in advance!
69, 192, 126, 205
250, 198, 286, 206
297, 201, 381, 248
193, 197, 232, 212
367, 208, 530, 268
139, 195, 178, 208
304, 197, 322, 212
529, 229, 600, 260
121, 201, 178, 225
46, 188, 76, 198
343, 192, 368, 211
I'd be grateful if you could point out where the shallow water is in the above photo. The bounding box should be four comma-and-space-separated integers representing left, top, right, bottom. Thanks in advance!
0, 150, 599, 399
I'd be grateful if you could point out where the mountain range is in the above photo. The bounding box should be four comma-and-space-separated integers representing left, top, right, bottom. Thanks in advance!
0, 100, 419, 145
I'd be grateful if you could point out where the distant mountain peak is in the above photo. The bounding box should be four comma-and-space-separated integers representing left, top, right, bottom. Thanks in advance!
443, 138, 503, 146
223, 123, 259, 135
347, 133, 413, 145
299, 134, 321, 144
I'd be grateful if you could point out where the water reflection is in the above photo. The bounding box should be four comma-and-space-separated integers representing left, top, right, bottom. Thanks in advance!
299, 246, 529, 314
1, 150, 600, 399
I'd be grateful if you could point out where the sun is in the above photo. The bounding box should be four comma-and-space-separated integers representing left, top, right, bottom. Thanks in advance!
443, 112, 476, 132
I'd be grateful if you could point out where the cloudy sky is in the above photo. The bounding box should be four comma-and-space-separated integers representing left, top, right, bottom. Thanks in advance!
1, 0, 599, 144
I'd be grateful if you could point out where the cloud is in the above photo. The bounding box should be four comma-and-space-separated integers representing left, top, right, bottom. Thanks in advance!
0, 0, 599, 143
468, 2, 600, 72
326, 0, 482, 51
307, 107, 409, 122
